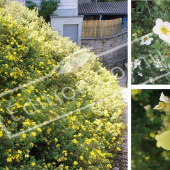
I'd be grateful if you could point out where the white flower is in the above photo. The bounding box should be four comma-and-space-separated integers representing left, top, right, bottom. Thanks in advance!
160, 68, 165, 71
155, 59, 161, 64
153, 18, 170, 43
140, 35, 153, 45
138, 72, 143, 77
132, 32, 137, 37
159, 92, 170, 103
155, 63, 162, 68
149, 77, 154, 83
134, 59, 141, 68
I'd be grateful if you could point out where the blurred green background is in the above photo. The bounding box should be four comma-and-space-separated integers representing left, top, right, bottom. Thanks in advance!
132, 89, 170, 170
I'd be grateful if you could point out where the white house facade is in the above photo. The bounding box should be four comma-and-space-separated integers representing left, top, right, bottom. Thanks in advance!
53, 0, 78, 16
51, 0, 83, 46
9, 0, 25, 4
11, 0, 84, 46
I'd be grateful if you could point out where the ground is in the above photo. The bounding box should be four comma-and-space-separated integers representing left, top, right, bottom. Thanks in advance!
113, 72, 128, 170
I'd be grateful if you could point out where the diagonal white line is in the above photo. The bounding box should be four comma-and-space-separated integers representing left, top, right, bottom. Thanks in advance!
139, 71, 170, 85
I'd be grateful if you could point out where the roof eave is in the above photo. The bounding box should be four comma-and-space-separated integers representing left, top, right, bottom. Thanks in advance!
78, 13, 127, 15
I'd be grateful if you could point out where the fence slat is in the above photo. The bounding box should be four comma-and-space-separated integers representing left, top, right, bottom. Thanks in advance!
82, 18, 122, 38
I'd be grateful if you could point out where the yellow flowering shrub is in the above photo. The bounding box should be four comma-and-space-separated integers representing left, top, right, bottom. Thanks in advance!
0, 1, 125, 169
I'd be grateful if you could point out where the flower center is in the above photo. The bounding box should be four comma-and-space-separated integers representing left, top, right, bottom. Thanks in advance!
161, 26, 169, 35
143, 37, 148, 41
164, 53, 168, 57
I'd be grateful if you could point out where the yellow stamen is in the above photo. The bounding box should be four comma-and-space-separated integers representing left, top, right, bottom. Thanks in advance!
143, 37, 148, 41
161, 27, 169, 35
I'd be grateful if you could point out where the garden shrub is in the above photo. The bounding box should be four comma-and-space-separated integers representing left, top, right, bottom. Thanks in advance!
132, 1, 170, 84
0, 1, 125, 169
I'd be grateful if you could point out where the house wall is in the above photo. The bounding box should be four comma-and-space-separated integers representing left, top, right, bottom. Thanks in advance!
10, 0, 25, 4
51, 16, 83, 45
81, 31, 127, 70
54, 0, 78, 16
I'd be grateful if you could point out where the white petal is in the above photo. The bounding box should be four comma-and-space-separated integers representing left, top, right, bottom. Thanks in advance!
145, 40, 151, 45
163, 22, 170, 30
153, 26, 161, 34
159, 34, 167, 42
159, 92, 169, 103
153, 104, 164, 110
140, 41, 144, 45
165, 33, 170, 43
156, 18, 163, 25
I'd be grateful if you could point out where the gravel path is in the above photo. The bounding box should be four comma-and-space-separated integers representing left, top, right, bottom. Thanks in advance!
113, 74, 128, 170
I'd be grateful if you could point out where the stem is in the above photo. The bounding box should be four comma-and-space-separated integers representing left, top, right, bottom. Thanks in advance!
145, 0, 153, 26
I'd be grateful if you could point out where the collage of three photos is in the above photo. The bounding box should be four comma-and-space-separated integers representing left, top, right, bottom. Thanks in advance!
1, 0, 170, 169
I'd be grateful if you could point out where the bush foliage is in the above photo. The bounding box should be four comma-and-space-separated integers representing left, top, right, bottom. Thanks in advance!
132, 1, 170, 84
132, 89, 170, 169
0, 1, 125, 169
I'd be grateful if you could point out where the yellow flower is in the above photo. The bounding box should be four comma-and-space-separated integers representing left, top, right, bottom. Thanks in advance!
18, 150, 22, 154
47, 127, 51, 133
37, 128, 42, 132
7, 158, 12, 163
7, 120, 11, 124
80, 156, 84, 160
156, 130, 170, 150
107, 164, 112, 168
22, 133, 26, 138
0, 131, 3, 137
150, 132, 155, 138
25, 154, 29, 158
17, 93, 21, 97
55, 138, 58, 142
74, 161, 78, 165
31, 132, 36, 137
91, 151, 96, 156
117, 147, 121, 151
73, 139, 78, 144
10, 73, 14, 76
131, 89, 139, 95
31, 162, 36, 166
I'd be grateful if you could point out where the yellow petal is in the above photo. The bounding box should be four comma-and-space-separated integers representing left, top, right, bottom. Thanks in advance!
156, 130, 170, 150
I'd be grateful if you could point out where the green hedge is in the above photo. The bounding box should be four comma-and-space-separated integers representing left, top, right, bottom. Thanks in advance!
0, 1, 125, 169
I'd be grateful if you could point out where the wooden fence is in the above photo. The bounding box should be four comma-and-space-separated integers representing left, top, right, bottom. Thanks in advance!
82, 18, 122, 38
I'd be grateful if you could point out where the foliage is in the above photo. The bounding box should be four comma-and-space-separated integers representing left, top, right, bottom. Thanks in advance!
39, 0, 58, 23
0, 0, 7, 8
0, 1, 125, 169
25, 0, 38, 10
131, 1, 170, 84
132, 89, 170, 170
26, 0, 58, 23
